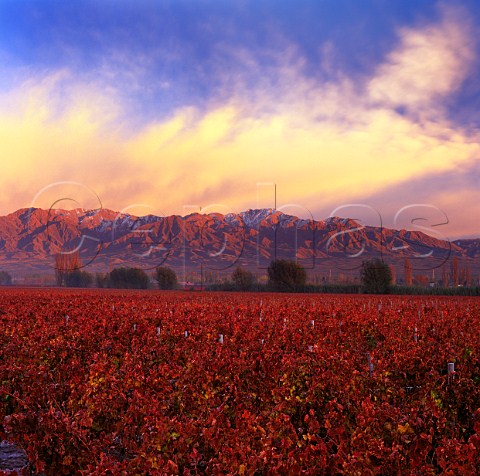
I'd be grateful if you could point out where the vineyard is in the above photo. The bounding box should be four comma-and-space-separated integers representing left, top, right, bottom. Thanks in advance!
0, 289, 480, 475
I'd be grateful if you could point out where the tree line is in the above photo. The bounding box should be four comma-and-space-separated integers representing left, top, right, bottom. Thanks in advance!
54, 252, 178, 290
46, 251, 480, 295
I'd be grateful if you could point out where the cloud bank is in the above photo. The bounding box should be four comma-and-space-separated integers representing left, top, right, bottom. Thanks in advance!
0, 3, 478, 238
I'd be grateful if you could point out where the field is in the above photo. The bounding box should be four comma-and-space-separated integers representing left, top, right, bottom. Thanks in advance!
1, 289, 480, 475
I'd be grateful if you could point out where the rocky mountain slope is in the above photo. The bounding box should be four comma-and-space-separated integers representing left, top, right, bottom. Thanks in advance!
0, 207, 478, 276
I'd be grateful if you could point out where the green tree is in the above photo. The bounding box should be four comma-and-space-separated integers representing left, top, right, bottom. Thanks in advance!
232, 267, 255, 291
361, 259, 392, 294
267, 259, 307, 291
109, 267, 150, 289
155, 266, 178, 290
0, 270, 12, 285
95, 273, 109, 288
65, 268, 93, 288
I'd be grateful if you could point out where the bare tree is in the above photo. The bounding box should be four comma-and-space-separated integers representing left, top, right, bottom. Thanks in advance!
55, 251, 81, 287
450, 256, 459, 287
404, 258, 412, 286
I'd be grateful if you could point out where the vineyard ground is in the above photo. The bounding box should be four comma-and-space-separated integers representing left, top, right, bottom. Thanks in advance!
1, 288, 480, 475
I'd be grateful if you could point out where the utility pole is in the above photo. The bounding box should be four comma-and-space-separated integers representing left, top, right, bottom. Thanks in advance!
274, 183, 277, 261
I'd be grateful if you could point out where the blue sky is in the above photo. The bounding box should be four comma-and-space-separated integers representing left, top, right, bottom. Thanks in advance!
0, 0, 479, 238
4, 0, 474, 123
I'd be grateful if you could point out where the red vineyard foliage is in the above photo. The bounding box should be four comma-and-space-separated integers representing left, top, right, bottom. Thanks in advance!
0, 288, 479, 474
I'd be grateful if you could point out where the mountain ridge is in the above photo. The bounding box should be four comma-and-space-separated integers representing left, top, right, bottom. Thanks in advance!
0, 207, 478, 278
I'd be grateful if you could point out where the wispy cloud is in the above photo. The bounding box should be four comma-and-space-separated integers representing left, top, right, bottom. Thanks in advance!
368, 3, 475, 115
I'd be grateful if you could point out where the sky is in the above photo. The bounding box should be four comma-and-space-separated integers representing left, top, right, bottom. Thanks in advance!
0, 0, 479, 239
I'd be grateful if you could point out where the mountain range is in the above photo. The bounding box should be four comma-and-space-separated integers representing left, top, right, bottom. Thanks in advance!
0, 207, 478, 281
